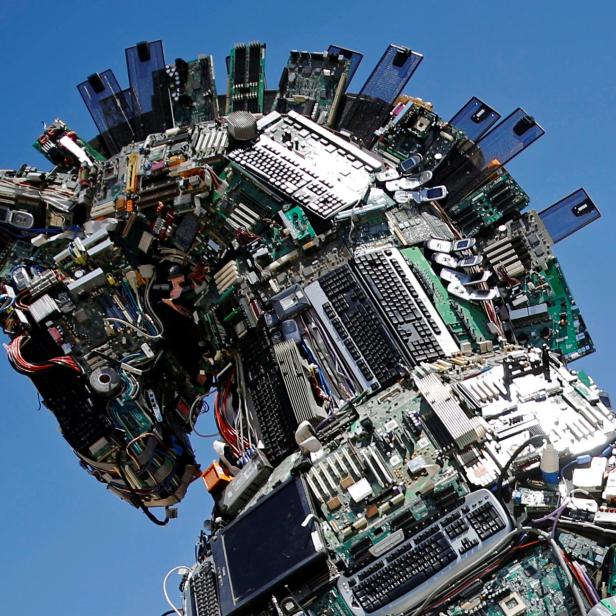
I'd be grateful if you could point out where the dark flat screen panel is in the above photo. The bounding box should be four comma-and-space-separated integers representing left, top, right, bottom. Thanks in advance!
539, 188, 601, 243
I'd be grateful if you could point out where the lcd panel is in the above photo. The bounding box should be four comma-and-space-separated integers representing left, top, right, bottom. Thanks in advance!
125, 40, 165, 116
450, 97, 501, 142
125, 40, 168, 136
436, 108, 545, 201
539, 188, 601, 243
77, 70, 136, 155
338, 44, 423, 145
475, 108, 544, 170
212, 477, 324, 616
358, 44, 422, 104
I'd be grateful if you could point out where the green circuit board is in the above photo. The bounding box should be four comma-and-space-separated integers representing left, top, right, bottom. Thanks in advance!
445, 546, 580, 616
32, 126, 106, 164
400, 246, 494, 349
219, 165, 286, 216
313, 386, 467, 568
449, 170, 529, 236
608, 547, 616, 597
0, 239, 39, 278
512, 258, 594, 361
170, 56, 218, 126
227, 42, 266, 114
274, 50, 351, 124
281, 205, 316, 243
375, 103, 465, 173
557, 531, 607, 570
307, 589, 355, 616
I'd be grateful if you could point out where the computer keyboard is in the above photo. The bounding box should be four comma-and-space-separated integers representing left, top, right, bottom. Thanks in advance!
304, 264, 402, 392
228, 111, 381, 219
239, 327, 298, 464
25, 332, 112, 455
271, 110, 383, 170
337, 489, 512, 615
184, 561, 221, 616
34, 368, 112, 454
353, 248, 459, 364
227, 135, 351, 218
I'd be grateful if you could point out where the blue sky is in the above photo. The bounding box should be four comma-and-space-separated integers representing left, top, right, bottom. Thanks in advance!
0, 1, 614, 614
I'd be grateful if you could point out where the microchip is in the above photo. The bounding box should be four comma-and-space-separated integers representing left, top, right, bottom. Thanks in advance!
528, 424, 547, 437
407, 456, 427, 476
173, 212, 199, 252
459, 449, 479, 465
498, 592, 526, 616
74, 308, 88, 323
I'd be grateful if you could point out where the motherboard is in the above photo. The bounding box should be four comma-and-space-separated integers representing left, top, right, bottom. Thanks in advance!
0, 38, 614, 616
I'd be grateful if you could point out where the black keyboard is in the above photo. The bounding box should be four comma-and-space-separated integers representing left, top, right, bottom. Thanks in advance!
33, 368, 112, 454
185, 561, 221, 616
338, 489, 511, 615
354, 248, 458, 364
239, 328, 298, 464
306, 264, 402, 391
26, 332, 112, 455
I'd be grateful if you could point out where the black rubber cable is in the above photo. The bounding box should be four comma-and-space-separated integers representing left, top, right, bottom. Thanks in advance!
494, 434, 547, 502
116, 450, 170, 526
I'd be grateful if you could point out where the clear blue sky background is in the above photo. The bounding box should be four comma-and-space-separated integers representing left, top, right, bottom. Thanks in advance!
0, 1, 614, 614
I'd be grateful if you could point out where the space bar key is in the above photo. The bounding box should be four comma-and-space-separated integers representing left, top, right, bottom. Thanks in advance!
386, 571, 426, 602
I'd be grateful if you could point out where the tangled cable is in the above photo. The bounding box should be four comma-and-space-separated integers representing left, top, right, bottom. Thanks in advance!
4, 335, 81, 374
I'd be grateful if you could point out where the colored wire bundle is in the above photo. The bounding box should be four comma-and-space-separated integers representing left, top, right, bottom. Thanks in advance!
103, 317, 163, 340
4, 335, 81, 374
213, 369, 243, 456
212, 366, 255, 457
564, 553, 600, 605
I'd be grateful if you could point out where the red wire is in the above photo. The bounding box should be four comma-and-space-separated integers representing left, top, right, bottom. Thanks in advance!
5, 335, 81, 374
563, 553, 594, 605
213, 368, 251, 457
214, 372, 240, 455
